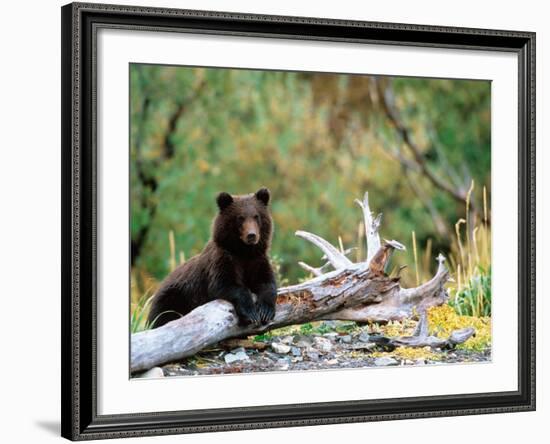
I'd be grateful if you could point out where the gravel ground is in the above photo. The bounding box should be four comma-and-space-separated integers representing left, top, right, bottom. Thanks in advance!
158, 331, 491, 377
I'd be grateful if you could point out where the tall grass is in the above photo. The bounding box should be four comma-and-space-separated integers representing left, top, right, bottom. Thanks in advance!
408, 181, 491, 317
130, 290, 155, 333
130, 230, 183, 333
446, 183, 491, 316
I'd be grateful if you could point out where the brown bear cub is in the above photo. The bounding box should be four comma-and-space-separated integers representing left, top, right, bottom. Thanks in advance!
147, 188, 277, 329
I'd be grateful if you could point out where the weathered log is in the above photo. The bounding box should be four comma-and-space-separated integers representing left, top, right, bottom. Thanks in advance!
132, 266, 396, 372
130, 190, 452, 373
323, 254, 449, 322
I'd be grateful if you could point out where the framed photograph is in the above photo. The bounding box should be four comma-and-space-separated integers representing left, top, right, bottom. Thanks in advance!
61, 2, 535, 440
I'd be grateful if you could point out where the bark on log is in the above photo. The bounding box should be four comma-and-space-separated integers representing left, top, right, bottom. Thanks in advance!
131, 190, 454, 373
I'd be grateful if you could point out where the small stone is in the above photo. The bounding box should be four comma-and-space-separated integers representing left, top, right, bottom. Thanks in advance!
291, 346, 302, 357
415, 359, 426, 366
358, 331, 370, 343
323, 332, 339, 340
235, 350, 249, 360
271, 342, 291, 354
224, 351, 249, 364
136, 367, 164, 378
314, 337, 333, 353
374, 357, 399, 366
340, 335, 352, 344
230, 347, 246, 355
294, 335, 314, 348
351, 342, 376, 351
276, 359, 290, 371
306, 350, 320, 361
224, 353, 238, 364
326, 359, 338, 365
281, 335, 294, 345
404, 359, 414, 365
264, 351, 282, 361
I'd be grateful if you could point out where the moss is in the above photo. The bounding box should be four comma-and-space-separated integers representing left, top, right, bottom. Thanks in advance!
369, 318, 417, 337
372, 346, 440, 361
427, 305, 491, 351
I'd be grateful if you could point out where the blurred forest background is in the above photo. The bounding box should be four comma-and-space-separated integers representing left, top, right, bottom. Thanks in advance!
130, 64, 492, 324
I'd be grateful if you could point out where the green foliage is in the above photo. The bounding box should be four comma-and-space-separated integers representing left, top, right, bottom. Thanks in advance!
130, 64, 491, 290
449, 266, 492, 317
252, 332, 273, 342
334, 322, 360, 334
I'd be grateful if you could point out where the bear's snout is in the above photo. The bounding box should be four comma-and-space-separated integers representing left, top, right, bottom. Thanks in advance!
241, 218, 260, 245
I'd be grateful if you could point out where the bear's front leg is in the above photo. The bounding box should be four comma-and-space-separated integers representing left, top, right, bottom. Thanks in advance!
231, 287, 260, 325
223, 286, 261, 326
208, 259, 262, 326
254, 281, 277, 325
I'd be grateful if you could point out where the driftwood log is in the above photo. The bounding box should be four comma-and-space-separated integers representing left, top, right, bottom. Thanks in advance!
131, 192, 452, 373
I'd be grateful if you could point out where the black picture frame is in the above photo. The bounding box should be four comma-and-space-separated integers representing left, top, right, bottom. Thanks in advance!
61, 2, 536, 440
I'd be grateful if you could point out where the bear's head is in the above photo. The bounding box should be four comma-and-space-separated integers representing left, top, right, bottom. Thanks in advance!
213, 187, 273, 255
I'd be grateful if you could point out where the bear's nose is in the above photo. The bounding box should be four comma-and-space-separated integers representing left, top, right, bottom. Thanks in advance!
247, 233, 257, 242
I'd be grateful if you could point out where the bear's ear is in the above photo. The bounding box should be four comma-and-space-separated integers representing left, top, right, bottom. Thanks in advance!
255, 187, 270, 206
216, 192, 234, 211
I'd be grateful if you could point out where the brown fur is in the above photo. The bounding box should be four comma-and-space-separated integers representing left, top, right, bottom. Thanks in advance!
147, 188, 277, 328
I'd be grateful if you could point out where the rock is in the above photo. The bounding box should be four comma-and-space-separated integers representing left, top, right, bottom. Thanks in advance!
235, 350, 249, 360
374, 357, 399, 366
340, 335, 352, 344
276, 359, 290, 371
323, 332, 339, 340
326, 359, 338, 365
358, 331, 370, 343
230, 347, 246, 355
281, 335, 294, 345
350, 342, 376, 351
314, 337, 333, 353
415, 359, 426, 366
272, 342, 291, 354
224, 351, 249, 364
294, 335, 314, 348
263, 350, 280, 360
306, 350, 320, 361
136, 367, 164, 378
291, 346, 302, 357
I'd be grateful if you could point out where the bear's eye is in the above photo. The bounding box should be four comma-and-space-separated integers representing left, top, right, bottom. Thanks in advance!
254, 215, 260, 221
237, 216, 245, 223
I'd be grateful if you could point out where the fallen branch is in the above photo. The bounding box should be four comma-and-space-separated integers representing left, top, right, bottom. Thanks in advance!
131, 190, 453, 373
370, 311, 475, 349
